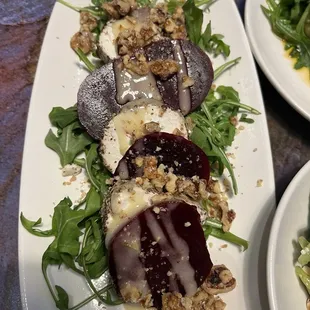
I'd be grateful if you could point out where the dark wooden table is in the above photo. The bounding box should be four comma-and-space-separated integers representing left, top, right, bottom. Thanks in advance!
1, 0, 310, 309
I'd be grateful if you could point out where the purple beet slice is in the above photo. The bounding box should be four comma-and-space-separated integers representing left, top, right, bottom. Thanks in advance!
108, 201, 213, 309
115, 132, 210, 181
144, 39, 214, 113
77, 39, 213, 140
77, 62, 120, 140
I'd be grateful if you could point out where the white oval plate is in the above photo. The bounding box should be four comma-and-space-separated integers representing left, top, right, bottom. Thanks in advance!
18, 1, 275, 309
268, 160, 310, 310
245, 0, 310, 121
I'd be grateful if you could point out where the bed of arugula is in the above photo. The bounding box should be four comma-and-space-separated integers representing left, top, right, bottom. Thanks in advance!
20, 0, 259, 309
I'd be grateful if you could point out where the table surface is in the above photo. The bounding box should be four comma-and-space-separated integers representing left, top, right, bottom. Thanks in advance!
1, 0, 310, 309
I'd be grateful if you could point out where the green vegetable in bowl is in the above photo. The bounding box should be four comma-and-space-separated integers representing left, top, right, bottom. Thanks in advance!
262, 0, 310, 71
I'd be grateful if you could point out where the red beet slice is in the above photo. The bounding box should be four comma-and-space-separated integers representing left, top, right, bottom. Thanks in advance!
144, 39, 214, 113
77, 39, 213, 140
115, 132, 210, 181
108, 201, 213, 309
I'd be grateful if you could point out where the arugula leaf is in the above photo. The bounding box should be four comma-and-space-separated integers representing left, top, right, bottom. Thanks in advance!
214, 57, 241, 80
55, 286, 69, 310
74, 48, 96, 72
183, 0, 203, 44
182, 0, 231, 57
45, 121, 93, 167
85, 144, 101, 191
84, 186, 102, 218
20, 213, 53, 237
49, 106, 78, 129
200, 21, 230, 57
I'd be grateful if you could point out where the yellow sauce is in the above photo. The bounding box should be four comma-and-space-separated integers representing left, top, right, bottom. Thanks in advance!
283, 43, 310, 86
113, 106, 146, 155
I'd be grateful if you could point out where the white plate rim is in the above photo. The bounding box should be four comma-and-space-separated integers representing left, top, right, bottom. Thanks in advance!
244, 0, 310, 122
267, 160, 310, 310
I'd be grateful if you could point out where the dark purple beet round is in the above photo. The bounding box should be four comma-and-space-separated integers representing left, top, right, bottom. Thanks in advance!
77, 39, 213, 140
115, 132, 210, 181
108, 201, 213, 309
144, 39, 214, 113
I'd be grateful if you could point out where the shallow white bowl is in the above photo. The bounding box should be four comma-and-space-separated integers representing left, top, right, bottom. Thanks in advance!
268, 160, 310, 310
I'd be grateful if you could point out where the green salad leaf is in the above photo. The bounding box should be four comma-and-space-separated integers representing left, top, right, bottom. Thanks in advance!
200, 21, 230, 57
20, 213, 54, 237
49, 106, 78, 129
45, 121, 93, 167
183, 0, 203, 44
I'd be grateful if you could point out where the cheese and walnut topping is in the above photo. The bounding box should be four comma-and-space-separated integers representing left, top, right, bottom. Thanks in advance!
100, 99, 188, 173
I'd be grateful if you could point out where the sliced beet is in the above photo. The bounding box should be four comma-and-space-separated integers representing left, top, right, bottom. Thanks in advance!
77, 39, 213, 140
77, 62, 120, 140
144, 39, 214, 113
115, 132, 210, 181
108, 201, 213, 309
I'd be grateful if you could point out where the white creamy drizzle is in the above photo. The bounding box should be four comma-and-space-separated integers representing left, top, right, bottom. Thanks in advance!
173, 42, 191, 115
113, 219, 151, 298
114, 62, 162, 105
145, 208, 198, 296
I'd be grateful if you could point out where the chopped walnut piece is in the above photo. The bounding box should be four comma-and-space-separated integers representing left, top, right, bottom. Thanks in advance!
182, 75, 194, 88
149, 59, 179, 79
162, 289, 227, 310
70, 31, 94, 54
150, 3, 169, 25
80, 12, 98, 32
203, 265, 236, 295
143, 156, 159, 179
117, 23, 159, 56
172, 6, 186, 24
123, 54, 149, 75
165, 18, 177, 33
103, 0, 137, 19
144, 121, 160, 133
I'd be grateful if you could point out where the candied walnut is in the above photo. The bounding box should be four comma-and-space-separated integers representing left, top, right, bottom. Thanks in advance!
143, 156, 159, 179
162, 290, 227, 310
176, 178, 199, 200
103, 0, 137, 19
144, 121, 160, 134
120, 283, 142, 303
165, 172, 178, 193
172, 6, 185, 24
182, 75, 194, 88
165, 18, 177, 33
140, 23, 159, 43
123, 54, 149, 75
80, 12, 98, 32
70, 31, 94, 54
171, 25, 187, 40
162, 292, 192, 310
117, 22, 159, 56
149, 59, 179, 80
150, 3, 168, 25
198, 179, 209, 200
203, 265, 236, 295
207, 179, 222, 194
